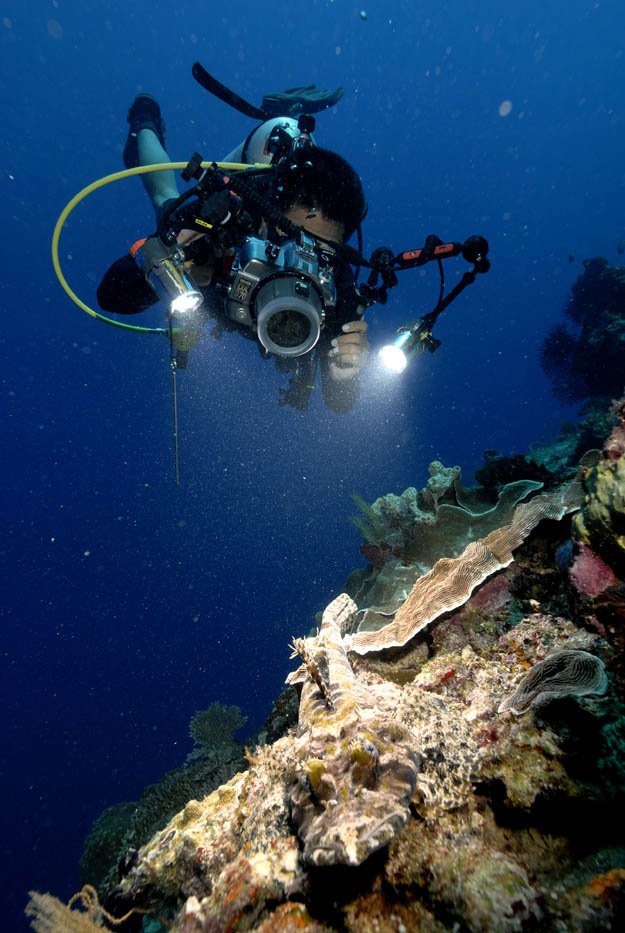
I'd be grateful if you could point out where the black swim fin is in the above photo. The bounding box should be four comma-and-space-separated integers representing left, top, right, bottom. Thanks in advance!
192, 62, 344, 120
261, 85, 344, 116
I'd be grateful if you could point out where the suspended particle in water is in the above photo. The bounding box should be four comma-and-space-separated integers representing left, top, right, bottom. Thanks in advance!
360, 10, 368, 20
47, 19, 63, 39
498, 99, 513, 117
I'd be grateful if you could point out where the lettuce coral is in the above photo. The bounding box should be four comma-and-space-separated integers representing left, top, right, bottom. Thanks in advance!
349, 476, 582, 655
349, 462, 545, 635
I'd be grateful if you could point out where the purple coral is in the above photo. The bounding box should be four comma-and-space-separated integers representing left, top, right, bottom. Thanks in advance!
569, 543, 619, 597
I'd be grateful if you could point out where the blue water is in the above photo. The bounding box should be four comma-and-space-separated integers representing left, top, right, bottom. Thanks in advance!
2, 1, 623, 927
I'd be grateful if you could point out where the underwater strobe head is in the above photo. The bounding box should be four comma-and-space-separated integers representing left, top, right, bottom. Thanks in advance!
462, 235, 490, 273
378, 329, 414, 374
379, 319, 441, 374
131, 236, 203, 316
377, 233, 490, 374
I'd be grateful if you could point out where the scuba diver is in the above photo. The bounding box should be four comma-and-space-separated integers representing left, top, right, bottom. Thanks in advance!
97, 78, 370, 413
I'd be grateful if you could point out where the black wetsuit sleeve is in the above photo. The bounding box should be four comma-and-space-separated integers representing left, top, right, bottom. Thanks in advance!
97, 254, 158, 314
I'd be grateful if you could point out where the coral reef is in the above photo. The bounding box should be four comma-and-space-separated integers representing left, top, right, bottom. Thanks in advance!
474, 450, 553, 496
79, 704, 247, 900
96, 585, 625, 932
541, 256, 625, 402
28, 402, 625, 933
350, 460, 462, 559
351, 462, 544, 577
529, 398, 614, 481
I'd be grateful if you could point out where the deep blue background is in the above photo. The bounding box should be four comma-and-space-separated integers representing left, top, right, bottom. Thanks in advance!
2, 1, 624, 927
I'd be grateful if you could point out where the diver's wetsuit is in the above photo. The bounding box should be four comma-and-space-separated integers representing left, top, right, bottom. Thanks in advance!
97, 251, 362, 414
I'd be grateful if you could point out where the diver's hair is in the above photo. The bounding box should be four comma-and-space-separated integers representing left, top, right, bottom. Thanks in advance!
273, 146, 366, 239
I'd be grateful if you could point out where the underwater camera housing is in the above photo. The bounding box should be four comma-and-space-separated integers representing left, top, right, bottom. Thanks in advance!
223, 233, 336, 357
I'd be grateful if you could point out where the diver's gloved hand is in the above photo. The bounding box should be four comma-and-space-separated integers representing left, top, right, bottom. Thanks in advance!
328, 321, 369, 380
261, 85, 344, 116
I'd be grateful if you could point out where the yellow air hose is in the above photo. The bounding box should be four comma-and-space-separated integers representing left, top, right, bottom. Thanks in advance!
51, 161, 269, 334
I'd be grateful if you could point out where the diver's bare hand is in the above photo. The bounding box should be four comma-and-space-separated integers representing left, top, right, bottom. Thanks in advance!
328, 321, 369, 378
176, 229, 214, 286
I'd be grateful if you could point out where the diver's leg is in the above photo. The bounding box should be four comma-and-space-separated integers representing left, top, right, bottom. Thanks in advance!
123, 94, 179, 212
136, 128, 179, 211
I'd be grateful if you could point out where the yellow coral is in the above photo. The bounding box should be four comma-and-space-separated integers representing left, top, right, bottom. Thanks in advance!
574, 457, 625, 565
